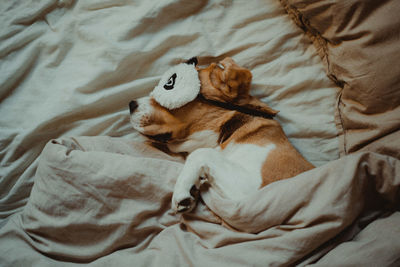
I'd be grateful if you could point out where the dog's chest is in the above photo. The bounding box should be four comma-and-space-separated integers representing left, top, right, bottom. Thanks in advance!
220, 142, 276, 182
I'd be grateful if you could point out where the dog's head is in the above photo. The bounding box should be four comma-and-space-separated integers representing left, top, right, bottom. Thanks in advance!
129, 57, 278, 153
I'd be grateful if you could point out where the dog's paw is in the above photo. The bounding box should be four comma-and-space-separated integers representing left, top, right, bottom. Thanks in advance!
173, 196, 196, 213
172, 185, 199, 213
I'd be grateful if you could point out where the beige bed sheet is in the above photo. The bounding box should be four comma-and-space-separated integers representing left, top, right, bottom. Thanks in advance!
0, 0, 339, 223
0, 0, 366, 266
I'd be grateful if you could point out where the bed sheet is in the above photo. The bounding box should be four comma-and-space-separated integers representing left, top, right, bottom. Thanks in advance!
0, 0, 349, 265
0, 0, 340, 225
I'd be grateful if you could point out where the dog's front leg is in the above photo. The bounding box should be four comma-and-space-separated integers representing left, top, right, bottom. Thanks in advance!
172, 147, 258, 213
172, 148, 212, 213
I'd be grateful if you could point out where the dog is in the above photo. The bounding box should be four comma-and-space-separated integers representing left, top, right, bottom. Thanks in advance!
129, 57, 314, 213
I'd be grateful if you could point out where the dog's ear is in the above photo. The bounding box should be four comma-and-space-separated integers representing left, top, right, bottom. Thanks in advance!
218, 57, 252, 99
200, 57, 278, 117
200, 57, 251, 100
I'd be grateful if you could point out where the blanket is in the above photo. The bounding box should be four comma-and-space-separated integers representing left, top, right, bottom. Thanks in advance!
0, 136, 399, 266
1, 0, 400, 266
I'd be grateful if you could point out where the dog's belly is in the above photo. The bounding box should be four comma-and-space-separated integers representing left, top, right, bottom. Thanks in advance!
219, 142, 276, 191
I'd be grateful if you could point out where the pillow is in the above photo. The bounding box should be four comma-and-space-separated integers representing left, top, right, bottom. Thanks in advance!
280, 0, 400, 158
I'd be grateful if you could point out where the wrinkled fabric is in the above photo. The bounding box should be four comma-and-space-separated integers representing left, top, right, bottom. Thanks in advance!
280, 0, 400, 158
0, 0, 340, 225
0, 136, 398, 266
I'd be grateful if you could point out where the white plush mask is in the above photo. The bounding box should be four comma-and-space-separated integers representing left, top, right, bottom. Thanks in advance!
151, 62, 200, 109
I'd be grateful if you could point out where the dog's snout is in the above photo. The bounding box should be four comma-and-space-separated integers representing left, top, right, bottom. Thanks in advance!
129, 100, 138, 114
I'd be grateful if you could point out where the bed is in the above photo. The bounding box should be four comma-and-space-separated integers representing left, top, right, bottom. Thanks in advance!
0, 0, 399, 266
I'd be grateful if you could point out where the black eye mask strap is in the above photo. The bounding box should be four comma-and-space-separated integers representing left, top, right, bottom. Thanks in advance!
198, 94, 275, 119
186, 57, 198, 66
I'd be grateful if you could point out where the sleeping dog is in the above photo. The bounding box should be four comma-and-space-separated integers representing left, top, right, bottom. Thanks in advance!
129, 57, 314, 213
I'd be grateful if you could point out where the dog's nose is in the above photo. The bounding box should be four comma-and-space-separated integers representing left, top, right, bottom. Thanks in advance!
129, 100, 138, 114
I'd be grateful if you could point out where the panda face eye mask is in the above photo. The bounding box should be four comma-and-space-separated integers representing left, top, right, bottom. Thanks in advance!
150, 58, 200, 110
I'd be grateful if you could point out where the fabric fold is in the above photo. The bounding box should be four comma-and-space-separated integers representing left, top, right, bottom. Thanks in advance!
0, 136, 399, 266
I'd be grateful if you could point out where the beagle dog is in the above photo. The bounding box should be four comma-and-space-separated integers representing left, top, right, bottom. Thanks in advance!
129, 57, 314, 213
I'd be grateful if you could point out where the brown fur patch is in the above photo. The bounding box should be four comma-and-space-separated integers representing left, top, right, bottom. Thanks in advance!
261, 146, 314, 186
218, 113, 250, 144
218, 115, 314, 186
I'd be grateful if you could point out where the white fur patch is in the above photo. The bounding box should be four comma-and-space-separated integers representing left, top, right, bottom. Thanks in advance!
220, 143, 276, 192
151, 63, 200, 110
129, 96, 153, 132
168, 130, 219, 153
172, 142, 277, 212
